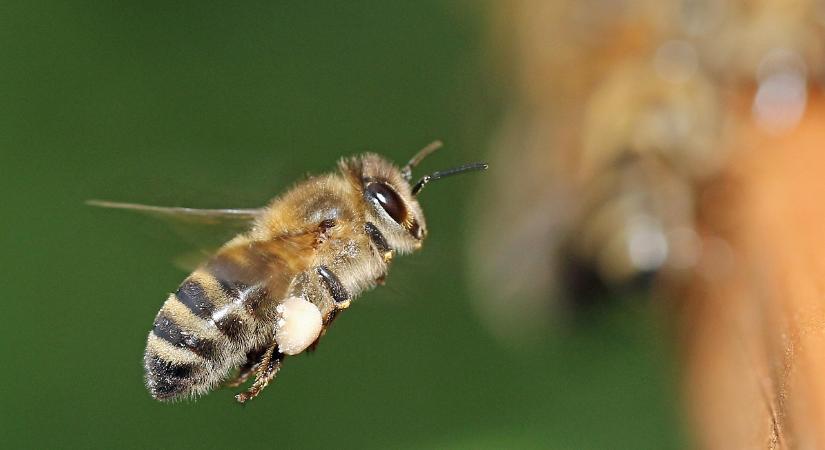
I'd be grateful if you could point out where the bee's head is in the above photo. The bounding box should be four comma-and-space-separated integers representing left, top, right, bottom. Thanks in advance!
341, 141, 487, 255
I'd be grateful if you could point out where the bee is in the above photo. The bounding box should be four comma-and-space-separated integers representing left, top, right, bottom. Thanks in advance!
474, 0, 825, 338
89, 142, 486, 403
472, 0, 727, 339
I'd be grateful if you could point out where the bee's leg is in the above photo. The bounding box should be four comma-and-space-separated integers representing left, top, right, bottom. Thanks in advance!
225, 347, 267, 388
235, 344, 284, 404
225, 363, 258, 388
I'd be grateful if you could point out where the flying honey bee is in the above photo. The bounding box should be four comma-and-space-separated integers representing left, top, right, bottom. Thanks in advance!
89, 142, 486, 403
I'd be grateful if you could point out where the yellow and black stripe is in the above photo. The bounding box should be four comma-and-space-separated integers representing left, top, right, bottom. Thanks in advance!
144, 268, 265, 400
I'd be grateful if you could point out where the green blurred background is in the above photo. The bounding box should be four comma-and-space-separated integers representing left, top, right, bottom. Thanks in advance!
0, 2, 685, 448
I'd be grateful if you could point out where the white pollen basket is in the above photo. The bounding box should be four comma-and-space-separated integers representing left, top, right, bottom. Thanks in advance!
274, 297, 323, 355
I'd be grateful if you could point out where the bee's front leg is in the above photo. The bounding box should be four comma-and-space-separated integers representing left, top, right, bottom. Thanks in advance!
234, 344, 284, 404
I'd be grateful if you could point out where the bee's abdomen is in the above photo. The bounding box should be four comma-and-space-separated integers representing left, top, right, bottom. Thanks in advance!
143, 346, 198, 400
152, 311, 218, 360
144, 270, 268, 400
175, 277, 215, 320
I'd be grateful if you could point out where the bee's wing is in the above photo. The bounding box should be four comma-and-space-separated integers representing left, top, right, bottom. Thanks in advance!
87, 199, 265, 270
86, 200, 263, 223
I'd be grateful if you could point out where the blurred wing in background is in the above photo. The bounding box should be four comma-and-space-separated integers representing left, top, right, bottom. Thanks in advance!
87, 200, 263, 270
475, 0, 825, 446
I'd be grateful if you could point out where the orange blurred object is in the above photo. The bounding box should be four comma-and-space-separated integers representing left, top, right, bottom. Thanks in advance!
680, 92, 825, 448
476, 0, 825, 446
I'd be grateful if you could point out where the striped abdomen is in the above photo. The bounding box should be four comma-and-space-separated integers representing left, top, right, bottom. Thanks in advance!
144, 272, 266, 399
144, 239, 298, 400
143, 225, 387, 400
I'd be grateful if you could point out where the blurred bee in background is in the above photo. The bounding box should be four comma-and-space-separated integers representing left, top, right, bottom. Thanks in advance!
473, 0, 728, 338
472, 0, 822, 332
91, 144, 485, 403
475, 0, 825, 446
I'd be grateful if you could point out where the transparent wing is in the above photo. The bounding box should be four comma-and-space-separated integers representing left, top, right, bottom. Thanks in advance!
86, 200, 262, 223
87, 199, 265, 270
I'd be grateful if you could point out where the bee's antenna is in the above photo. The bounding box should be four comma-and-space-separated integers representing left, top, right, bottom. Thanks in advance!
412, 162, 488, 196
401, 140, 443, 181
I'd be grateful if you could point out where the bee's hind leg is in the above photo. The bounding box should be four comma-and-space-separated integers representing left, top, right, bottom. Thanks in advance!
225, 363, 257, 388
235, 343, 284, 404
225, 347, 267, 388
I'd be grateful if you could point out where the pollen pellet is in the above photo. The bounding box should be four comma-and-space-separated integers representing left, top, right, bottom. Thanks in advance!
274, 297, 323, 355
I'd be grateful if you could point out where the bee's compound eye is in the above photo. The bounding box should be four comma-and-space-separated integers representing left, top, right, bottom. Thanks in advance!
366, 182, 406, 224
274, 297, 323, 355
